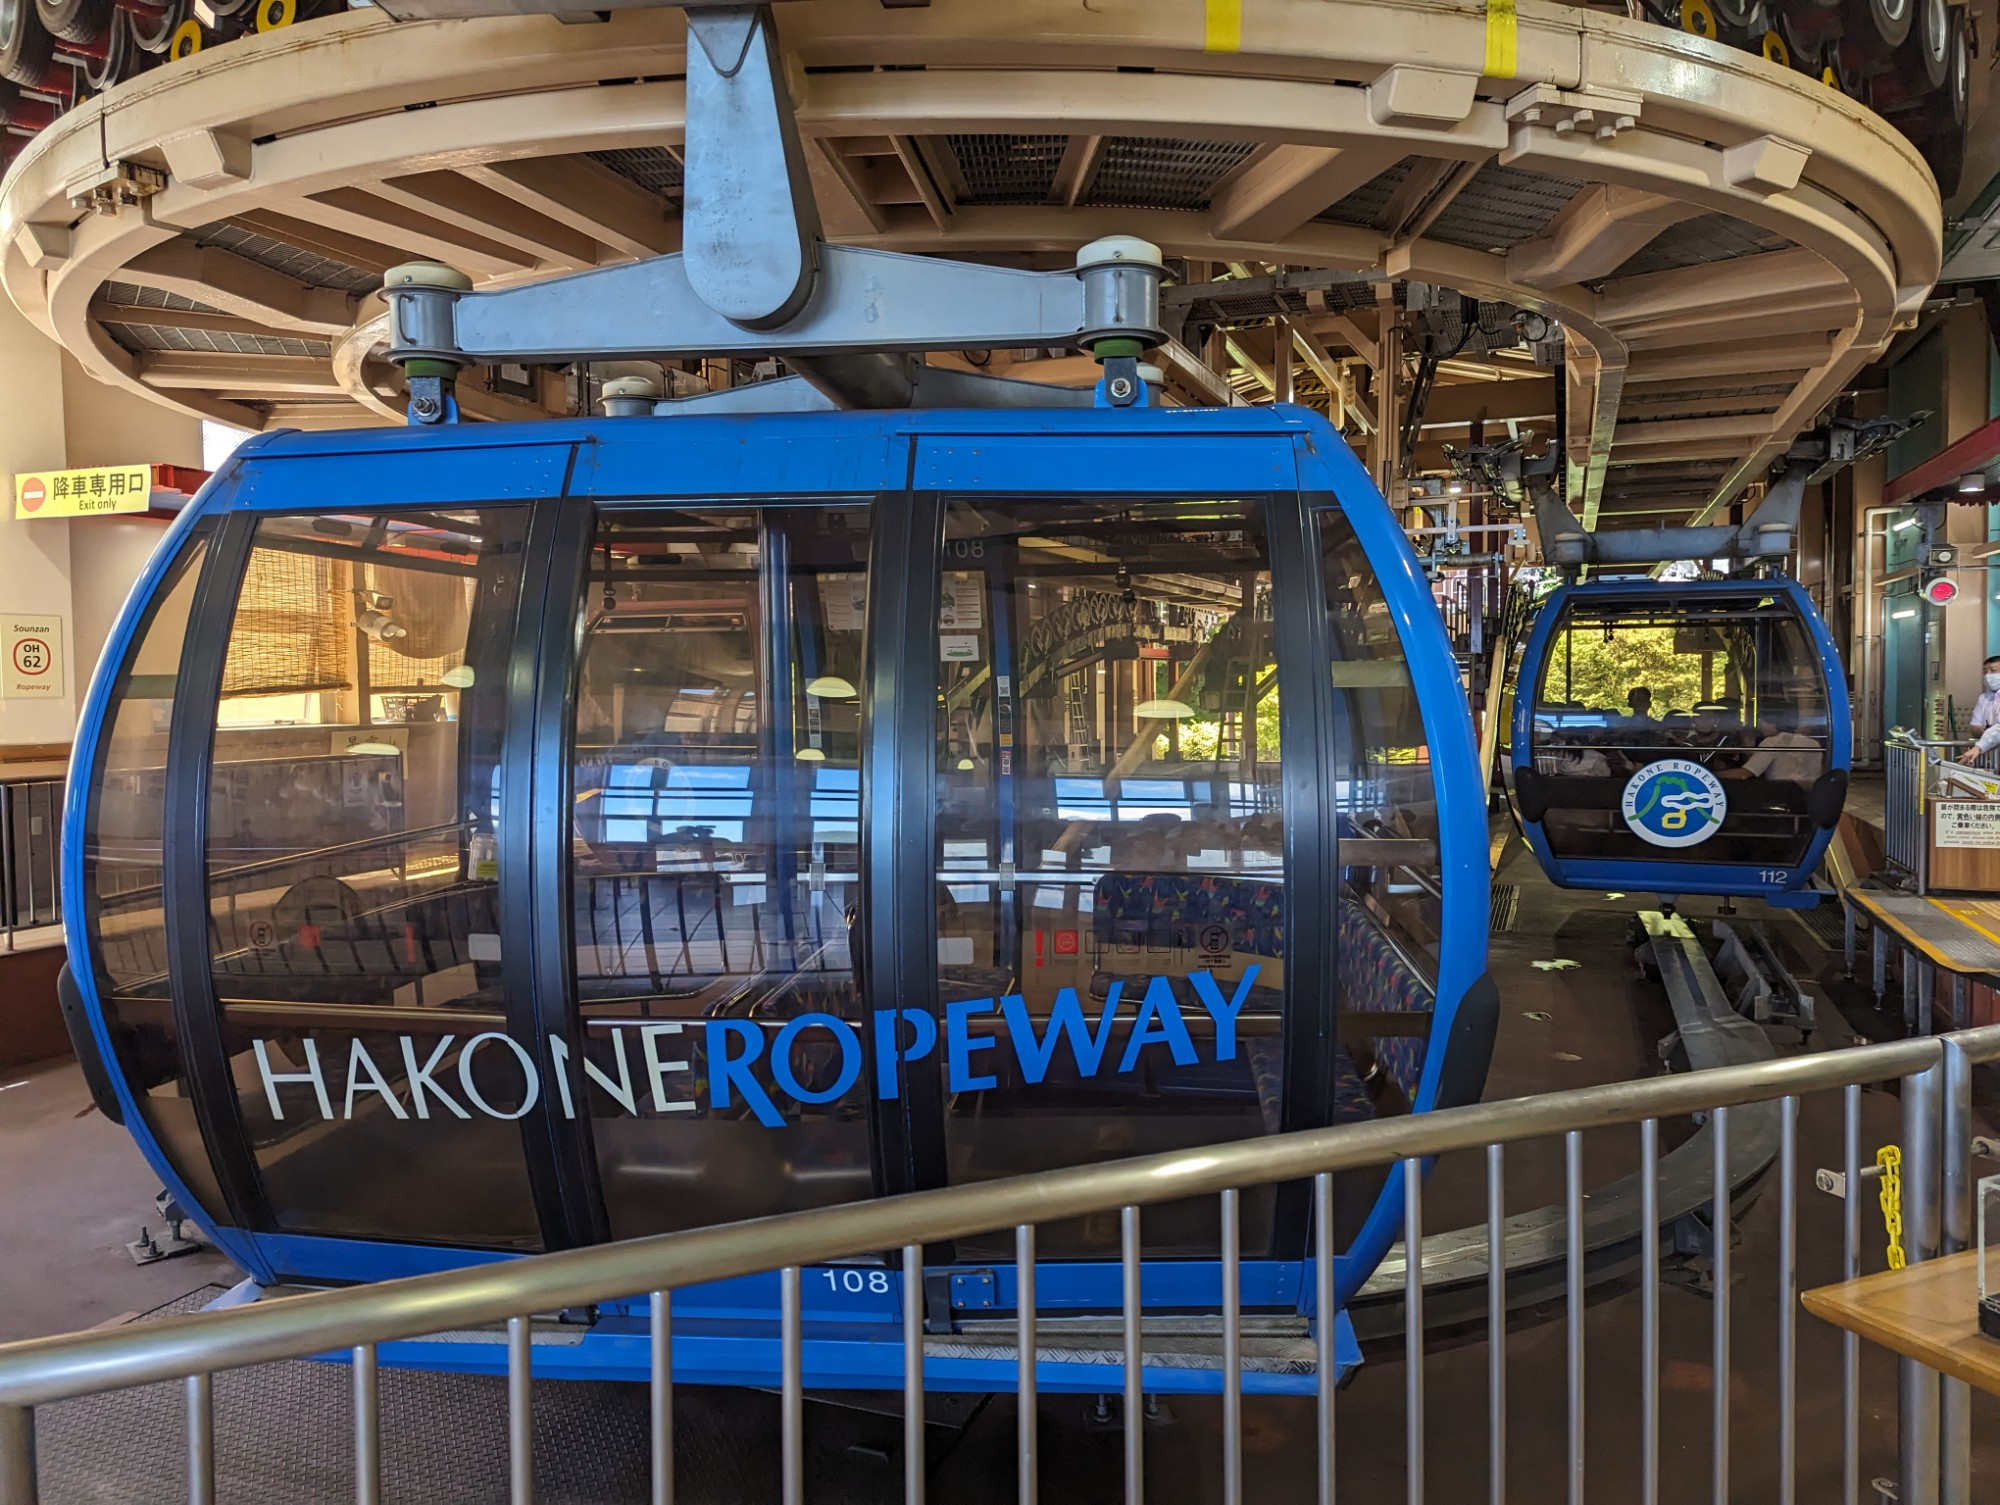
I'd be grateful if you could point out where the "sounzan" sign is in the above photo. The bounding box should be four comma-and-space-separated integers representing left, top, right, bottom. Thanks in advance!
252, 969, 1263, 1127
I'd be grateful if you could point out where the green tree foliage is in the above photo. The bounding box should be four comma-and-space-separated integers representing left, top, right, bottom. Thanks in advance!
1172, 671, 1281, 762
1540, 626, 1707, 716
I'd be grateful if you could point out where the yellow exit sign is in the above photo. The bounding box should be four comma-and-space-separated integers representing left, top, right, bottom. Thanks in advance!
14, 465, 153, 519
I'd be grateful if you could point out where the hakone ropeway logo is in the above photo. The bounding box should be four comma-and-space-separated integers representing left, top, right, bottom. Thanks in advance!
1619, 758, 1728, 849
251, 969, 1263, 1125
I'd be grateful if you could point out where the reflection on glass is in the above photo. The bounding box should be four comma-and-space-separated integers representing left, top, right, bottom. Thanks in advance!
1321, 511, 1441, 1201
83, 531, 227, 1213
932, 498, 1285, 1257
1527, 594, 1832, 865
207, 509, 540, 1249
569, 506, 873, 1240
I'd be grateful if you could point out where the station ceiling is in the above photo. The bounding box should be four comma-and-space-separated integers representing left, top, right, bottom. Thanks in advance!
0, 0, 1945, 525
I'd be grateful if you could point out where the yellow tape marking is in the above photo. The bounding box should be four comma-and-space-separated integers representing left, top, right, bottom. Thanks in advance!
1484, 0, 1519, 80
1205, 0, 1242, 53
1931, 897, 2000, 952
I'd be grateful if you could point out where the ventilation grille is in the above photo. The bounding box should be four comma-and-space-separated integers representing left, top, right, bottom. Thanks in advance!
1424, 165, 1585, 252
102, 323, 331, 359
587, 147, 683, 200
1610, 213, 1793, 278
1081, 137, 1258, 212
100, 281, 224, 316
193, 223, 380, 293
1315, 156, 1418, 228
947, 133, 1068, 204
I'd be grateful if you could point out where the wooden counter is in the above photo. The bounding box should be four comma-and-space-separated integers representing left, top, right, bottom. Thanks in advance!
1802, 1251, 2000, 1396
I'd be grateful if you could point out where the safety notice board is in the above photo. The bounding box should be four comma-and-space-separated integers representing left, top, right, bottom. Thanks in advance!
0, 615, 61, 698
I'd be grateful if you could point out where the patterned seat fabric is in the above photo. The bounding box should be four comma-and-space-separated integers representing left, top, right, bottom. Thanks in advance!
1091, 874, 1433, 1116
1337, 902, 1430, 1096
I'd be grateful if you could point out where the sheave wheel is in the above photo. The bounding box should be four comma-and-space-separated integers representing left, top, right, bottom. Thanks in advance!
166, 14, 198, 56
0, 0, 53, 84
1853, 0, 1913, 48
1916, 0, 1954, 87
1760, 28, 1792, 64
32, 0, 108, 45
1681, 0, 1720, 38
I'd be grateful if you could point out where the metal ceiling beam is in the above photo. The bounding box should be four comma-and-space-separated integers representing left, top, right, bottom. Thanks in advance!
1207, 143, 1403, 243
463, 156, 681, 259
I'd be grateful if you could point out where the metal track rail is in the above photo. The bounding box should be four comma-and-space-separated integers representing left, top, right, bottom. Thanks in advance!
1351, 909, 1779, 1337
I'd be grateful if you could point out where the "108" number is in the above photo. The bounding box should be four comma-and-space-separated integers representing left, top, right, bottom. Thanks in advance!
819, 1269, 893, 1295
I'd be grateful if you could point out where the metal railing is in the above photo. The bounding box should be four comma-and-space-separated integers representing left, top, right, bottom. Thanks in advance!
1883, 732, 2000, 891
1, 1024, 1996, 1505
0, 778, 62, 950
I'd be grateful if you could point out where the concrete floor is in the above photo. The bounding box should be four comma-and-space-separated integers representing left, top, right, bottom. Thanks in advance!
3, 843, 1995, 1501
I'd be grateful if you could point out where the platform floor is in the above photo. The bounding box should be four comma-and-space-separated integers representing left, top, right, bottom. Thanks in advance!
5, 846, 1998, 1502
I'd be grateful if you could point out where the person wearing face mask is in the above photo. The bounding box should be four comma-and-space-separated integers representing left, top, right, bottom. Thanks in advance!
1957, 655, 2000, 763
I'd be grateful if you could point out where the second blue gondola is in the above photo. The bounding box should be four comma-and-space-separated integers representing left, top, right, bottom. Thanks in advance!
1509, 576, 1849, 904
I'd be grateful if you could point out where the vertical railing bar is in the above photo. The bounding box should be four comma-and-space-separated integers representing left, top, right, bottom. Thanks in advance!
903, 1245, 925, 1505
1222, 1187, 1243, 1505
1403, 1157, 1424, 1505
1565, 1130, 1583, 1505
1712, 1105, 1730, 1505
1843, 1084, 1861, 1505
650, 1290, 673, 1505
0, 1403, 34, 1505
1778, 1096, 1797, 1505
1487, 1143, 1504, 1505
1016, 1223, 1038, 1505
1314, 1171, 1336, 1505
1898, 1063, 1942, 1505
1121, 1206, 1143, 1505
186, 1372, 214, 1505
1940, 1042, 1973, 1505
1641, 1117, 1659, 1505
353, 1343, 380, 1505
781, 1266, 804, 1505
508, 1314, 533, 1505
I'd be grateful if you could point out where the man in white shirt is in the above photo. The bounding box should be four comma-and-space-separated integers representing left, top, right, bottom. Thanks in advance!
1960, 656, 2000, 763
1722, 714, 1819, 785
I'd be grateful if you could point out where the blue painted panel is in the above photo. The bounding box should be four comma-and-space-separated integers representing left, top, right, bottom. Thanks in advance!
229, 443, 575, 509
573, 425, 902, 499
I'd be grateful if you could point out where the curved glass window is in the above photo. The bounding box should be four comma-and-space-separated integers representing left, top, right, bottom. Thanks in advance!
930, 497, 1286, 1257
569, 505, 872, 1240
1526, 592, 1833, 866
206, 509, 540, 1249
82, 529, 226, 1214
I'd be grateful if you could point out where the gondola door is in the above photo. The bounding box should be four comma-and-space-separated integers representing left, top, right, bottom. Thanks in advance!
559, 501, 878, 1241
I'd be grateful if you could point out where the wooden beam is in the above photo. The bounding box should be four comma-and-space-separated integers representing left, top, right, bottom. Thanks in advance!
890, 136, 954, 231
372, 170, 603, 268
139, 350, 348, 394
119, 241, 356, 337
1049, 134, 1107, 208
1317, 311, 1379, 366
807, 138, 891, 236
1206, 144, 1400, 243
1507, 185, 1701, 289
1420, 377, 1555, 427
463, 155, 680, 260
300, 188, 539, 277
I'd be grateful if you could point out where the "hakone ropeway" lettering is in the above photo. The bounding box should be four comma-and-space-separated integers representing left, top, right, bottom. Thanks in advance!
252, 968, 1259, 1128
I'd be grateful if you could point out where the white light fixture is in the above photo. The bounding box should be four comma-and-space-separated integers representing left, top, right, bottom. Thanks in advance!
356, 608, 407, 642
1446, 480, 1465, 495
805, 675, 858, 700
1135, 698, 1195, 719
955, 757, 975, 771
1891, 607, 1919, 620
346, 740, 403, 757
1960, 473, 1989, 495
795, 747, 827, 762
441, 664, 476, 689
1892, 517, 1921, 532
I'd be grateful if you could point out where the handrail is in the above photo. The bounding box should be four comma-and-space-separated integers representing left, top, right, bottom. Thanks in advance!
2, 1023, 1997, 1409
104, 821, 468, 909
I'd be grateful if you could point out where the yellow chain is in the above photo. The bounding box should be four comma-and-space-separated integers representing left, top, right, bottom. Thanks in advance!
1877, 1145, 1905, 1271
